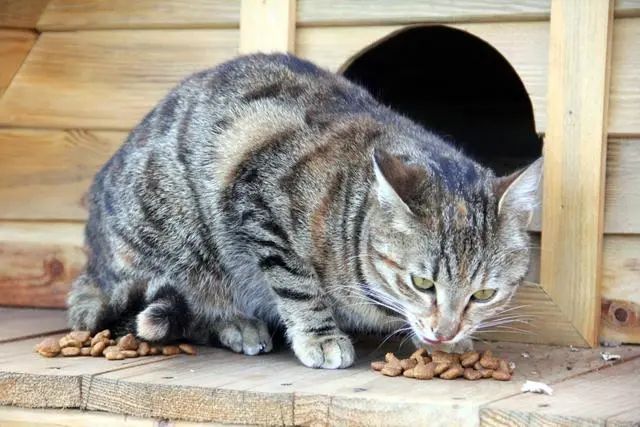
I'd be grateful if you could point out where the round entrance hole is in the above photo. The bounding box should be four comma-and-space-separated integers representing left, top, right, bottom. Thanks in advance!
341, 26, 542, 176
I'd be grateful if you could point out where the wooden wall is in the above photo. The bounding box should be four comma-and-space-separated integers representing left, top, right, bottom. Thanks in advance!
0, 0, 638, 344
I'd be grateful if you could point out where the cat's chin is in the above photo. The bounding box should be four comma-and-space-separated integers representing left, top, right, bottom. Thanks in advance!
410, 336, 474, 353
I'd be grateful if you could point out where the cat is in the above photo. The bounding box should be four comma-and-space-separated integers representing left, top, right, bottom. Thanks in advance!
68, 53, 541, 369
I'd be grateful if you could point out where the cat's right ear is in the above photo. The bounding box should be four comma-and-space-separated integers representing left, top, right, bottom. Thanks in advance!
372, 149, 422, 232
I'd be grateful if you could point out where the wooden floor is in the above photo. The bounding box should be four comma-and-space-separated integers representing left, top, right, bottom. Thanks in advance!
1, 308, 639, 426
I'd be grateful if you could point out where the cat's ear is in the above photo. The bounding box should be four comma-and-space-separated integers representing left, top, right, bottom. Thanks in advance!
495, 157, 543, 223
372, 149, 423, 232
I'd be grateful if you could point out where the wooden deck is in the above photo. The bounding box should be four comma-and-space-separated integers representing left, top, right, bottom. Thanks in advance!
1, 308, 639, 426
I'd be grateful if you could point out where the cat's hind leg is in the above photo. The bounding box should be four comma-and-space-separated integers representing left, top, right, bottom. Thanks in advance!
67, 272, 109, 332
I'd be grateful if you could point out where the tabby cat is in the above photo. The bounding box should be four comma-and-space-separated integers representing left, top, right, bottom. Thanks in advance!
68, 53, 540, 369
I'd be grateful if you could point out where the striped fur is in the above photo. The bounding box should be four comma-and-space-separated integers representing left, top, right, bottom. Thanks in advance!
68, 54, 541, 368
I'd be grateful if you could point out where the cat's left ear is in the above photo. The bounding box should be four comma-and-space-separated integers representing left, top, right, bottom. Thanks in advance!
372, 148, 423, 232
495, 157, 543, 223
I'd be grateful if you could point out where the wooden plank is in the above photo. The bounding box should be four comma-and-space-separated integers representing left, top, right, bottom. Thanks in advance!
481, 356, 640, 426
0, 221, 85, 308
0, 29, 36, 97
37, 0, 240, 31
607, 407, 640, 426
86, 339, 640, 425
601, 235, 640, 344
609, 18, 640, 135
296, 0, 640, 26
0, 334, 178, 409
239, 0, 296, 54
0, 308, 67, 343
0, 406, 227, 427
540, 0, 614, 347
0, 29, 238, 129
0, 0, 49, 29
0, 129, 125, 220
297, 22, 549, 132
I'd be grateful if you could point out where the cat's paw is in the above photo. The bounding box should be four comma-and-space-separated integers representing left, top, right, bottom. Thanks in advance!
215, 318, 273, 356
291, 333, 355, 369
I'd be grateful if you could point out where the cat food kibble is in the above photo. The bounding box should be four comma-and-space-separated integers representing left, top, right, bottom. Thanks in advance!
371, 349, 513, 381
35, 330, 198, 361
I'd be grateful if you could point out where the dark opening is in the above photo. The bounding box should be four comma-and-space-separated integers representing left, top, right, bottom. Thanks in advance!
342, 26, 542, 176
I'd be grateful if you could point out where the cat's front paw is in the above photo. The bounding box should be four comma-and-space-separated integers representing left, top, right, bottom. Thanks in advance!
291, 333, 355, 369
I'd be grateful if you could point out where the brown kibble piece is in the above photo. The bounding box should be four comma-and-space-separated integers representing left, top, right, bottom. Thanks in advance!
474, 361, 482, 370
498, 359, 510, 374
434, 362, 451, 376
413, 362, 436, 380
400, 358, 417, 370
480, 350, 500, 370
59, 336, 83, 349
35, 337, 61, 357
118, 333, 138, 351
492, 370, 511, 381
440, 363, 464, 380
105, 351, 125, 360
91, 341, 106, 357
461, 351, 480, 367
381, 366, 402, 377
91, 329, 110, 344
432, 350, 459, 365
371, 361, 385, 371
69, 331, 91, 344
403, 368, 415, 378
149, 346, 162, 355
61, 347, 81, 357
410, 348, 428, 361
137, 342, 150, 357
384, 352, 402, 368
463, 368, 482, 380
162, 345, 180, 356
80, 347, 91, 356
179, 343, 197, 355
103, 345, 119, 356
478, 368, 494, 378
121, 350, 138, 358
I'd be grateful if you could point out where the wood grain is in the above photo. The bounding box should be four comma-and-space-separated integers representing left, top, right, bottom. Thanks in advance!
0, 29, 36, 97
609, 18, 640, 135
37, 0, 240, 31
540, 0, 613, 347
481, 357, 640, 426
0, 221, 85, 308
296, 0, 640, 26
0, 0, 50, 29
239, 0, 296, 54
0, 29, 238, 129
0, 129, 125, 220
0, 308, 67, 343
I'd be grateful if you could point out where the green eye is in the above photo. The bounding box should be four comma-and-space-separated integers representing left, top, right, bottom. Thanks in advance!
411, 275, 435, 291
472, 289, 496, 301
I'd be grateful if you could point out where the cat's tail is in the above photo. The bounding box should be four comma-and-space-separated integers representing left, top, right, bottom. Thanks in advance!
67, 272, 109, 332
134, 285, 193, 342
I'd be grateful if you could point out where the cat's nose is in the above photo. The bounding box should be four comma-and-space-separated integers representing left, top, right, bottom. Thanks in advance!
433, 332, 455, 342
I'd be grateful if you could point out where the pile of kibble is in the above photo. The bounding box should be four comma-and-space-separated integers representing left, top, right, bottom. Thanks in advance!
34, 330, 196, 360
371, 349, 514, 381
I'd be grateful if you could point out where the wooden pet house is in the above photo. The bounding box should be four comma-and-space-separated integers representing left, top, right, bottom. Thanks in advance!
1, 0, 639, 349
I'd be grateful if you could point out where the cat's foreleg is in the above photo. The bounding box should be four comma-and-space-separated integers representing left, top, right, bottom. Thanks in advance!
262, 262, 355, 369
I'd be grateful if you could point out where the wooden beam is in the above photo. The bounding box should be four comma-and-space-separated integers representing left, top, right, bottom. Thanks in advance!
0, 29, 36, 97
37, 0, 240, 31
540, 0, 614, 347
239, 0, 296, 54
0, 221, 85, 308
0, 0, 50, 29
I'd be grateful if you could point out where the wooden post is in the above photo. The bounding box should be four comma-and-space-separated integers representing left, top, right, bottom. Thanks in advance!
239, 0, 296, 54
541, 0, 613, 346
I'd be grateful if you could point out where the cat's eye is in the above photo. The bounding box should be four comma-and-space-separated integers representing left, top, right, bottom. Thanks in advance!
411, 275, 435, 291
472, 288, 496, 301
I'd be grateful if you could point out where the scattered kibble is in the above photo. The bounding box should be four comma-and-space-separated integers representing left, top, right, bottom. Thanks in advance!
35, 329, 198, 361
370, 349, 514, 381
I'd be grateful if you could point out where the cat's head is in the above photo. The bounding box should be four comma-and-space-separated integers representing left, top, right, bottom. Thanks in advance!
364, 148, 541, 345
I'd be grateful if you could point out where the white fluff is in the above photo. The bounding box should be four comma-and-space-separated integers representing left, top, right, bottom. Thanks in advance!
521, 380, 553, 396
